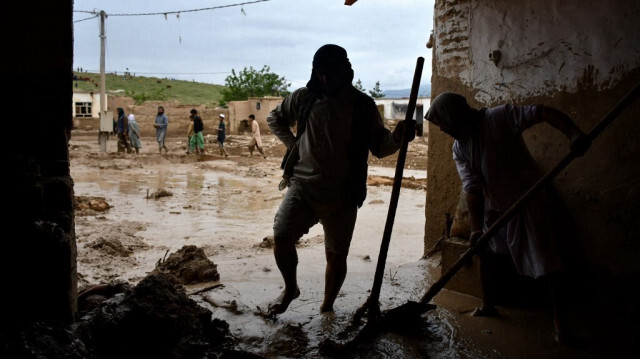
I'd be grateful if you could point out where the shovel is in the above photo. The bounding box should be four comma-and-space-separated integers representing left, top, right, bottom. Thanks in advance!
381, 81, 640, 324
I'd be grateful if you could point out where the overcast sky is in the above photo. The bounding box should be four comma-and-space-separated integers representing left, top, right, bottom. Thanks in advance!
73, 0, 434, 92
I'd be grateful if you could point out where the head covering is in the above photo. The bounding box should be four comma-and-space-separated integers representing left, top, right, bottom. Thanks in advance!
128, 113, 136, 122
307, 44, 354, 96
219, 114, 225, 119
190, 109, 197, 114
117, 107, 125, 117
312, 44, 351, 72
426, 92, 478, 139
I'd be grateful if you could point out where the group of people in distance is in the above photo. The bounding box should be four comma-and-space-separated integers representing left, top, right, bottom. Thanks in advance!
113, 105, 268, 159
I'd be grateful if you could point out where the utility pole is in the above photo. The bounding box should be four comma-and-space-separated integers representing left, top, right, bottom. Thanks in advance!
98, 10, 109, 152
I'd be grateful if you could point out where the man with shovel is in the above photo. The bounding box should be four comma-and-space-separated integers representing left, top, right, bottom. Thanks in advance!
425, 92, 590, 343
266, 44, 415, 316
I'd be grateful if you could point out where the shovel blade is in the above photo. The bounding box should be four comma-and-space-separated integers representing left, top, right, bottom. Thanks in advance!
382, 300, 437, 327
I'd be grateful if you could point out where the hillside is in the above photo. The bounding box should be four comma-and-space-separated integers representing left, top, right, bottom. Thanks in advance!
73, 72, 225, 107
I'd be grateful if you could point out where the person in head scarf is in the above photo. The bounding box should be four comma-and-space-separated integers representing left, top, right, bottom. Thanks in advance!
425, 92, 590, 343
128, 112, 141, 154
116, 107, 132, 154
265, 44, 416, 316
216, 114, 229, 157
154, 106, 169, 154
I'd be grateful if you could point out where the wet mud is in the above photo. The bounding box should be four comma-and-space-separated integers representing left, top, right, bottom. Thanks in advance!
66, 133, 492, 358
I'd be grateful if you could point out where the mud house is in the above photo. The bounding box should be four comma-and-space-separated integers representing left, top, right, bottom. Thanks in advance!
72, 92, 103, 119
227, 96, 282, 135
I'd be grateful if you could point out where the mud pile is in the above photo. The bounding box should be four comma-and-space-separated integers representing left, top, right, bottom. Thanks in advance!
153, 245, 220, 285
2, 273, 263, 359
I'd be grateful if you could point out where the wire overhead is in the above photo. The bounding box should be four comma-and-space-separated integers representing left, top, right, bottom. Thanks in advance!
74, 0, 269, 17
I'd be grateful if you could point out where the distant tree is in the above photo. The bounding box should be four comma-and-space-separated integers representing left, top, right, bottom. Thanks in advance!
354, 79, 366, 93
220, 65, 290, 105
126, 88, 168, 105
368, 81, 385, 98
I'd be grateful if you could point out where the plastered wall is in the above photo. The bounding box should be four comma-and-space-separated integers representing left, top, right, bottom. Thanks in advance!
426, 0, 640, 275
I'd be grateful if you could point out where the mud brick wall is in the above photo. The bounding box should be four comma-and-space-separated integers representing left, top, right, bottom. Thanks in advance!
3, 2, 77, 325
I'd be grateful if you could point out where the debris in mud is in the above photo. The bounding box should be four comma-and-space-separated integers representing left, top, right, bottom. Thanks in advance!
77, 280, 131, 315
256, 235, 313, 249
256, 236, 275, 248
367, 175, 426, 190
75, 196, 110, 212
2, 273, 264, 359
153, 245, 220, 285
75, 273, 236, 358
87, 238, 133, 257
147, 188, 173, 199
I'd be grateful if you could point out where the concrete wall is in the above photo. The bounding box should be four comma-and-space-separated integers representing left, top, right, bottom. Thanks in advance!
72, 92, 104, 119
427, 0, 640, 281
375, 97, 430, 121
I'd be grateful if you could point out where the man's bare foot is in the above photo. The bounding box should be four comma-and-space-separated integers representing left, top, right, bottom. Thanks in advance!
267, 287, 300, 317
470, 305, 499, 317
319, 303, 334, 313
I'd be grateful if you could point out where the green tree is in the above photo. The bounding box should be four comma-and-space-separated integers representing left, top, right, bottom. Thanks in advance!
368, 81, 385, 98
354, 79, 366, 93
220, 65, 290, 105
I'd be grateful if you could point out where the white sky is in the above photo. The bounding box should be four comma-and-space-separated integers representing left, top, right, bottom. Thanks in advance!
73, 0, 435, 92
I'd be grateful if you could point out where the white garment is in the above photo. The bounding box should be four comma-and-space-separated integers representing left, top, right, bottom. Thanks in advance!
453, 104, 563, 279
251, 120, 263, 148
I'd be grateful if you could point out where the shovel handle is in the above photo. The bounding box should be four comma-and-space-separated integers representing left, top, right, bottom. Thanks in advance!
367, 57, 424, 308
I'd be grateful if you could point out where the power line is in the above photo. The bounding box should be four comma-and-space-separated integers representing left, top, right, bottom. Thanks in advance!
75, 70, 232, 76
74, 0, 269, 17
74, 15, 99, 23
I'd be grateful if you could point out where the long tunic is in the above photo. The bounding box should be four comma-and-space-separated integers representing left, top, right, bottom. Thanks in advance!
155, 113, 169, 144
453, 104, 562, 279
251, 120, 263, 148
128, 115, 141, 149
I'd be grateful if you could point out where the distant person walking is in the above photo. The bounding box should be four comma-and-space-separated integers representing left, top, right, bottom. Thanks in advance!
154, 106, 169, 154
128, 113, 142, 154
186, 115, 195, 155
217, 114, 229, 157
116, 107, 132, 154
248, 114, 267, 159
188, 109, 205, 156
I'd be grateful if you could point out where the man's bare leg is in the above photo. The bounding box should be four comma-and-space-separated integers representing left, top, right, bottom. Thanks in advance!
320, 251, 347, 313
268, 236, 300, 316
471, 252, 499, 317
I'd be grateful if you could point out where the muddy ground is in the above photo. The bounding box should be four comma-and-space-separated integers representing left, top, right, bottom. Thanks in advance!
68, 131, 603, 358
